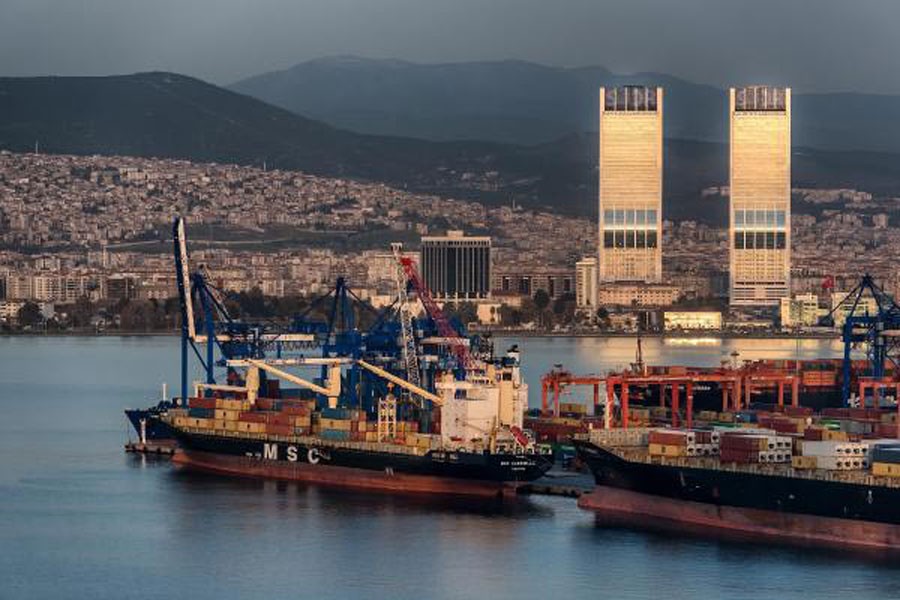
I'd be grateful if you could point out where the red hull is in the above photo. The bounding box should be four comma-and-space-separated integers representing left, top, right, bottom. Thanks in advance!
578, 486, 900, 553
172, 449, 516, 499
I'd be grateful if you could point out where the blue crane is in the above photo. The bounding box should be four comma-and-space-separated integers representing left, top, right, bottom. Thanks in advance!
828, 274, 900, 406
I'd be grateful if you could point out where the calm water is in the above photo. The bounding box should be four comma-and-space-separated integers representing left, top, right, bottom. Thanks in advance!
3, 335, 900, 600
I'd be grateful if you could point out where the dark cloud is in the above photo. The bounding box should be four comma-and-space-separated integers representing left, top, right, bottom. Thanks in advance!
1, 0, 897, 93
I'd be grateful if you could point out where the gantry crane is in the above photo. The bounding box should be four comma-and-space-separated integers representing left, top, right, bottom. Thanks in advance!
827, 274, 900, 406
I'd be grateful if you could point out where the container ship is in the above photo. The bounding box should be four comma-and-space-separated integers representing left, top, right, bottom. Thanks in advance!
575, 416, 900, 552
132, 217, 552, 497
161, 353, 552, 498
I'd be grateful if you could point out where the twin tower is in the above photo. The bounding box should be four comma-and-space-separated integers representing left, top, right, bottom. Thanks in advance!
598, 85, 791, 306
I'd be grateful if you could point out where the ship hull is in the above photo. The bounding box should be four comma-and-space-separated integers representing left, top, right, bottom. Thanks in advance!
575, 440, 900, 552
125, 407, 176, 441
578, 485, 900, 553
172, 430, 553, 499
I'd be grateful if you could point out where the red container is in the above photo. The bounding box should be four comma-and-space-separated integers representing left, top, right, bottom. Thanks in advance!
238, 412, 267, 423
876, 423, 900, 438
804, 427, 825, 441
822, 407, 850, 418
720, 434, 768, 451
719, 449, 759, 463
256, 398, 276, 410
282, 404, 311, 416
188, 397, 217, 410
266, 424, 293, 436
269, 413, 294, 426
649, 430, 688, 446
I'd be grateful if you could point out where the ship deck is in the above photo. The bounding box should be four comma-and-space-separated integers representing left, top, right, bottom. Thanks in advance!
603, 445, 900, 489
175, 425, 433, 456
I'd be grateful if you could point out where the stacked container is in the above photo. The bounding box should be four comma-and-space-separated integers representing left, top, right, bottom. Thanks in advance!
797, 440, 869, 470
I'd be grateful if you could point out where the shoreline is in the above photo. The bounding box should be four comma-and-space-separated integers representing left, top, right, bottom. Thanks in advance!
1, 329, 840, 340
475, 329, 839, 340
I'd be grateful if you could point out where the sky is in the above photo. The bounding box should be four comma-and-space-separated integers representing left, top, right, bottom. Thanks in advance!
1, 0, 899, 94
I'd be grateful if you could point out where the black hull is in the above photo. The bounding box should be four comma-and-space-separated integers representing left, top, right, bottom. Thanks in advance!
174, 429, 553, 487
574, 440, 900, 525
125, 407, 176, 440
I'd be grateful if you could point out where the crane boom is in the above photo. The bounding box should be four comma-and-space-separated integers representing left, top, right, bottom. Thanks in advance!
243, 359, 342, 403
391, 243, 423, 397
357, 359, 443, 405
174, 217, 197, 341
395, 255, 473, 368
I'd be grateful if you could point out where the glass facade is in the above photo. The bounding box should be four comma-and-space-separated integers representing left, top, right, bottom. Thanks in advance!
729, 86, 791, 306
599, 86, 663, 283
420, 236, 491, 300
604, 86, 659, 112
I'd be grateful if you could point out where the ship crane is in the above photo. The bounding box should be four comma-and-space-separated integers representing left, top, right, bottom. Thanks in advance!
392, 245, 475, 370
391, 243, 424, 402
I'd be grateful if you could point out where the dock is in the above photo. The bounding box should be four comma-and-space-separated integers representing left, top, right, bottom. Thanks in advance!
517, 470, 594, 498
124, 439, 177, 456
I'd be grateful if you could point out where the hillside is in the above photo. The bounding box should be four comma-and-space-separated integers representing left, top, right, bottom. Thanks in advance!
231, 56, 900, 153
2, 72, 900, 225
0, 72, 517, 183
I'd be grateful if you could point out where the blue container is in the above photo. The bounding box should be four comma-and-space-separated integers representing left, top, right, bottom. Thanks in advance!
188, 407, 215, 418
872, 445, 900, 464
319, 429, 350, 441
321, 407, 350, 420
734, 411, 757, 423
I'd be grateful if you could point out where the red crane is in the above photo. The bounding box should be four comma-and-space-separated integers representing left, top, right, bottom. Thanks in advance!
397, 256, 474, 369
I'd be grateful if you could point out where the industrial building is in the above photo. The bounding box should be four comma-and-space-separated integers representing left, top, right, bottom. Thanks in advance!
729, 86, 792, 306
419, 231, 491, 300
598, 85, 663, 283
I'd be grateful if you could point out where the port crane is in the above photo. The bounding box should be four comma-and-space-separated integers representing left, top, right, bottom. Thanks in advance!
828, 274, 900, 406
391, 243, 476, 370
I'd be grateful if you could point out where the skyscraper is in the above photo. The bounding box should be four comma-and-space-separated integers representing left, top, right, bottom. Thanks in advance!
420, 231, 491, 300
729, 86, 791, 306
598, 86, 663, 284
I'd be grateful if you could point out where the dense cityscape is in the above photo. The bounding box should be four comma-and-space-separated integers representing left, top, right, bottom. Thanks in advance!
1, 136, 897, 333
10, 1, 900, 594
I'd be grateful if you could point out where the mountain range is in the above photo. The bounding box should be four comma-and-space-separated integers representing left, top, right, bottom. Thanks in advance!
230, 56, 900, 154
0, 66, 898, 225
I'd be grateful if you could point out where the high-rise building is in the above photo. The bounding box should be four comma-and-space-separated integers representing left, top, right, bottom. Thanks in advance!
575, 257, 598, 311
598, 85, 663, 283
420, 231, 491, 300
729, 86, 791, 306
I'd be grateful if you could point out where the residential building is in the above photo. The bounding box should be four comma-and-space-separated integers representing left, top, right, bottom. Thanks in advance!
779, 293, 822, 328
831, 291, 879, 328
597, 283, 681, 307
575, 257, 598, 311
492, 268, 573, 300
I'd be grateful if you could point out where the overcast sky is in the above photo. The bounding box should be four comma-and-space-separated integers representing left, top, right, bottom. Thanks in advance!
2, 0, 898, 93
